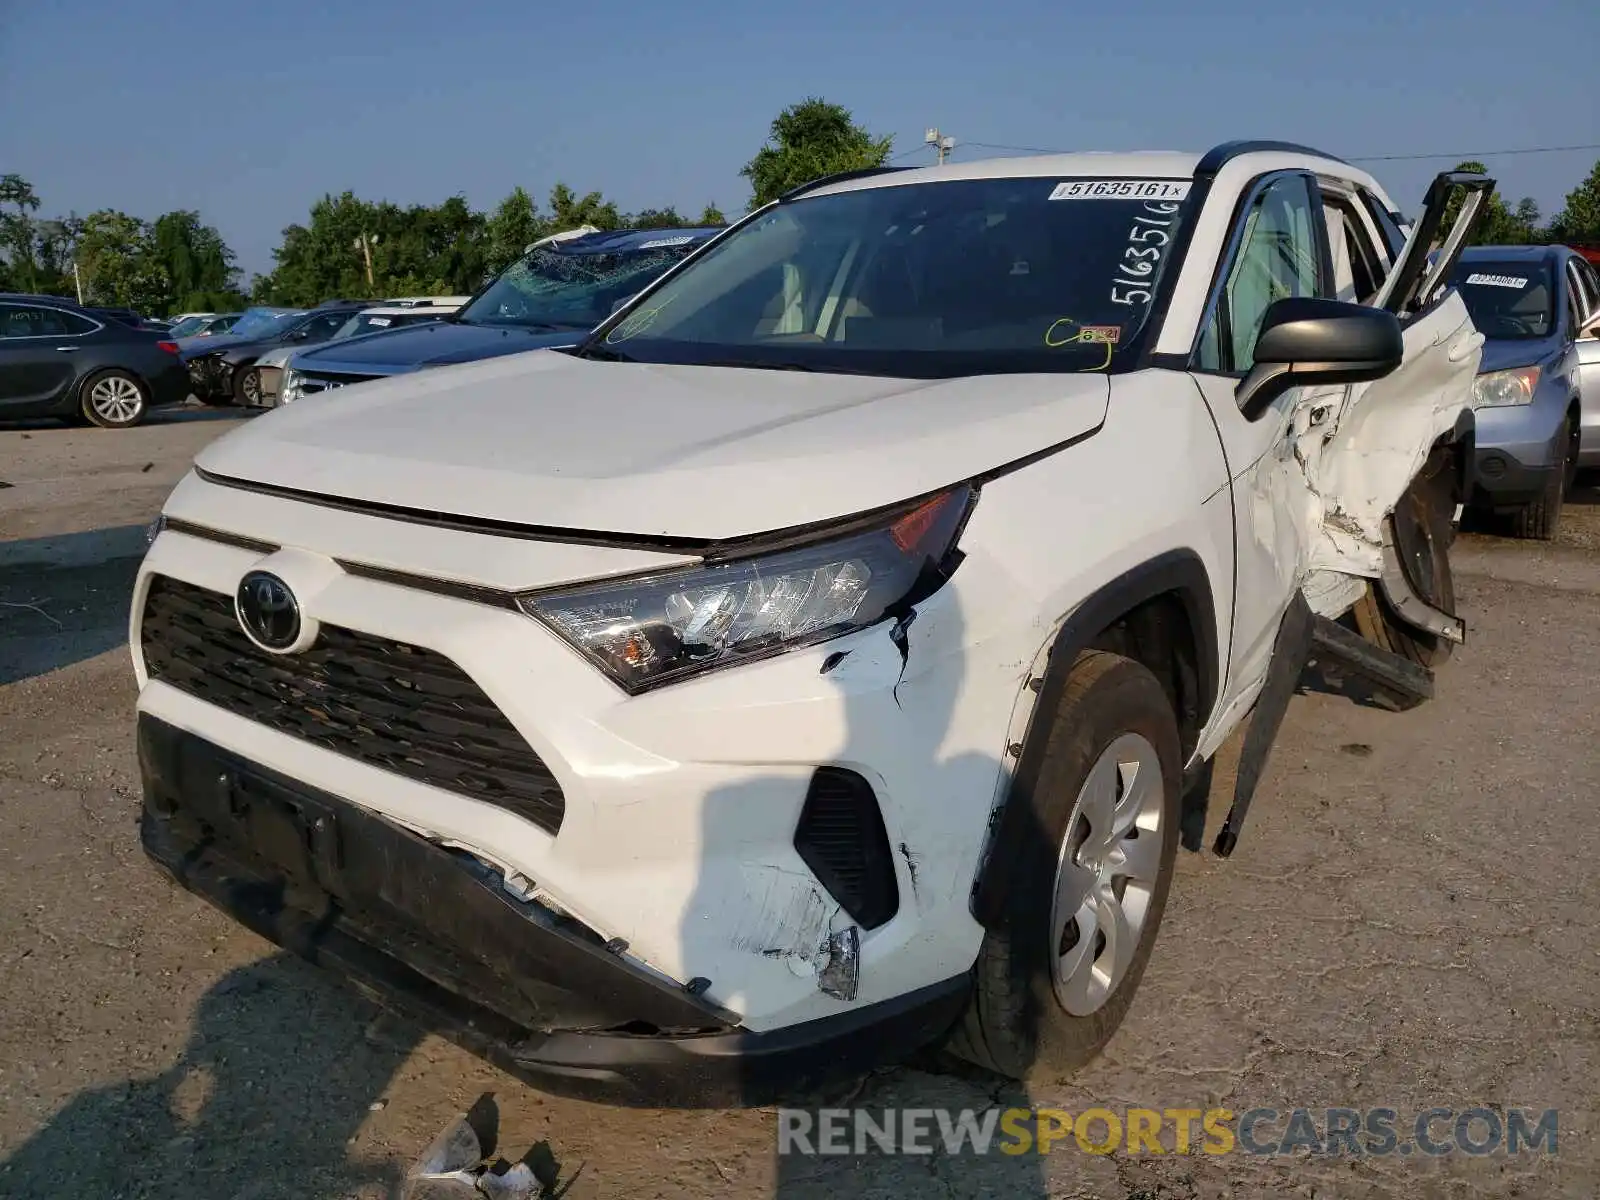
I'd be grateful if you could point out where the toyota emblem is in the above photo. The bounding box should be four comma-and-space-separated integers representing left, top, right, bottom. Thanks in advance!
236, 571, 301, 652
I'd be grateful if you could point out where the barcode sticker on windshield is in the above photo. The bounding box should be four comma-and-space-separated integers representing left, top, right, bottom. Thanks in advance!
368, 317, 392, 326
1465, 273, 1529, 289
636, 236, 695, 249
1050, 180, 1192, 201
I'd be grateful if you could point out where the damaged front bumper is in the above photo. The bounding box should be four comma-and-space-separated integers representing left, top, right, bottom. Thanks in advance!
138, 714, 969, 1107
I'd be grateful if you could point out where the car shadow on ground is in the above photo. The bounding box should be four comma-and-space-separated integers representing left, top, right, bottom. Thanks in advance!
0, 953, 419, 1199
1565, 470, 1600, 506
0, 525, 148, 685
0, 401, 248, 433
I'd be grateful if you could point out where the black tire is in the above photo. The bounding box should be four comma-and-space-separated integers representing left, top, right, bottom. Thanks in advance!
1508, 415, 1578, 541
229, 365, 260, 408
78, 369, 149, 429
944, 650, 1182, 1081
1351, 450, 1458, 667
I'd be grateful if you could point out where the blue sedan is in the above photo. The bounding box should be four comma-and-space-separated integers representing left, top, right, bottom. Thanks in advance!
1450, 245, 1596, 539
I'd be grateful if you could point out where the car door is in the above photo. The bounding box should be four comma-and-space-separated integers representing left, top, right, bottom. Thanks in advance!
1306, 170, 1494, 577
293, 310, 355, 346
1572, 258, 1600, 463
0, 303, 92, 409
1186, 169, 1342, 699
1188, 168, 1491, 707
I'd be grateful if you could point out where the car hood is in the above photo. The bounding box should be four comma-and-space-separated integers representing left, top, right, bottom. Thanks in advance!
291, 321, 584, 374
1477, 336, 1562, 373
194, 350, 1111, 540
178, 332, 283, 359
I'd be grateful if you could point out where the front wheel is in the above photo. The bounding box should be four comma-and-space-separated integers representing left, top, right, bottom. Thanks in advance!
79, 369, 149, 428
231, 366, 261, 408
944, 650, 1181, 1081
1508, 415, 1578, 541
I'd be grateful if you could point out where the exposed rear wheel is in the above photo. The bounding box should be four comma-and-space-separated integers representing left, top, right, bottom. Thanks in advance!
1351, 451, 1458, 667
944, 650, 1181, 1081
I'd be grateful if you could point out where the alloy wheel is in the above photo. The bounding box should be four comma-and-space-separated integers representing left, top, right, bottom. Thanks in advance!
89, 376, 143, 424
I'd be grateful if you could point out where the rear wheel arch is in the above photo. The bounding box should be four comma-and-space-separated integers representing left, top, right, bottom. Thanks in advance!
970, 549, 1218, 929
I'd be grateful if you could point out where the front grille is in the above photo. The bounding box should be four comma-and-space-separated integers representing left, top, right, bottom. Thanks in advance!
140, 576, 565, 834
297, 369, 383, 396
794, 767, 899, 929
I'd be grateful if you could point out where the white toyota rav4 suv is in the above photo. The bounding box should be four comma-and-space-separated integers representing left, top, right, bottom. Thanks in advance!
132, 142, 1491, 1105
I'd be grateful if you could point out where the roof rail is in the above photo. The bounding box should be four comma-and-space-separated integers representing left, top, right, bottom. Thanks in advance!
779, 166, 909, 203
1195, 140, 1349, 178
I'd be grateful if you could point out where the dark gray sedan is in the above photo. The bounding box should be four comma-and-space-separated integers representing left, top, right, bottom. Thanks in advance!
0, 295, 190, 428
1449, 245, 1600, 539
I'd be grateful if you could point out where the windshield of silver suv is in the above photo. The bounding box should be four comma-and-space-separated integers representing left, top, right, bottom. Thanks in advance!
583, 177, 1193, 377
1445, 261, 1555, 340
457, 241, 705, 332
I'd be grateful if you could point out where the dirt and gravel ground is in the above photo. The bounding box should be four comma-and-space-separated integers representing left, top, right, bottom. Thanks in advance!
2, 406, 1598, 1199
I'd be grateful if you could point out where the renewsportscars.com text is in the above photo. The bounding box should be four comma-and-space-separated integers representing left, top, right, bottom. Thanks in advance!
777, 1106, 1558, 1158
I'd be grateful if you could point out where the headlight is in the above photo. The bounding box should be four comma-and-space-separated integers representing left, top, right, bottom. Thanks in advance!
280, 367, 304, 403
518, 486, 976, 692
1472, 366, 1540, 408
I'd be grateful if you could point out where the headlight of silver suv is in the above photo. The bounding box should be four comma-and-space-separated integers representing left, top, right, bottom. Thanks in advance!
518, 485, 976, 692
279, 367, 305, 404
1471, 366, 1539, 408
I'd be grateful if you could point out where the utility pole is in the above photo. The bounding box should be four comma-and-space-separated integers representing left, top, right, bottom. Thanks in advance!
925, 127, 956, 166
353, 232, 379, 290
72, 260, 84, 305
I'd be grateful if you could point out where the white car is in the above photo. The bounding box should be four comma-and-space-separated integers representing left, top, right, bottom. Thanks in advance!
241, 304, 464, 408
131, 141, 1489, 1105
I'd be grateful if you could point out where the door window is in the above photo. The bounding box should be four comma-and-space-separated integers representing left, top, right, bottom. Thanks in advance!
1358, 190, 1408, 261
1321, 196, 1386, 304
1196, 173, 1326, 376
300, 312, 352, 341
0, 305, 80, 337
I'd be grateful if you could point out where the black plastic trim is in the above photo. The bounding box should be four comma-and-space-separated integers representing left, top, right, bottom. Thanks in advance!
196, 467, 718, 555
138, 715, 969, 1107
336, 560, 522, 610
971, 550, 1219, 927
794, 768, 900, 930
1195, 140, 1349, 174
164, 517, 279, 556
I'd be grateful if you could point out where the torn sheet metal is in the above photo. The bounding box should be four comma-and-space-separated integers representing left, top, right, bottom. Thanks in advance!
1303, 297, 1483, 580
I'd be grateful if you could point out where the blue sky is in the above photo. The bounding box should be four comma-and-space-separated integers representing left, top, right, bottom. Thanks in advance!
2, 0, 1594, 282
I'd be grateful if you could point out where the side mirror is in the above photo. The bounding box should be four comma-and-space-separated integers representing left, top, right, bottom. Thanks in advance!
610, 293, 639, 315
1236, 297, 1404, 421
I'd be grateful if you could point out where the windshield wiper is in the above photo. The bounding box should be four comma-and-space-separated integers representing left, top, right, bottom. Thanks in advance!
699, 359, 820, 372
577, 344, 637, 363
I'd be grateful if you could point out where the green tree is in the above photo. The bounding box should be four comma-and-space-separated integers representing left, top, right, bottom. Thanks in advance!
1549, 160, 1600, 245
740, 98, 893, 210
76, 210, 168, 311
628, 206, 687, 230
1437, 161, 1544, 246
149, 210, 244, 313
697, 202, 727, 226
485, 186, 544, 275
0, 173, 42, 292
258, 191, 384, 304
548, 183, 621, 232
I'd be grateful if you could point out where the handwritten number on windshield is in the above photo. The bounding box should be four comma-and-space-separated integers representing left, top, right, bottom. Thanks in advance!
1111, 200, 1181, 307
